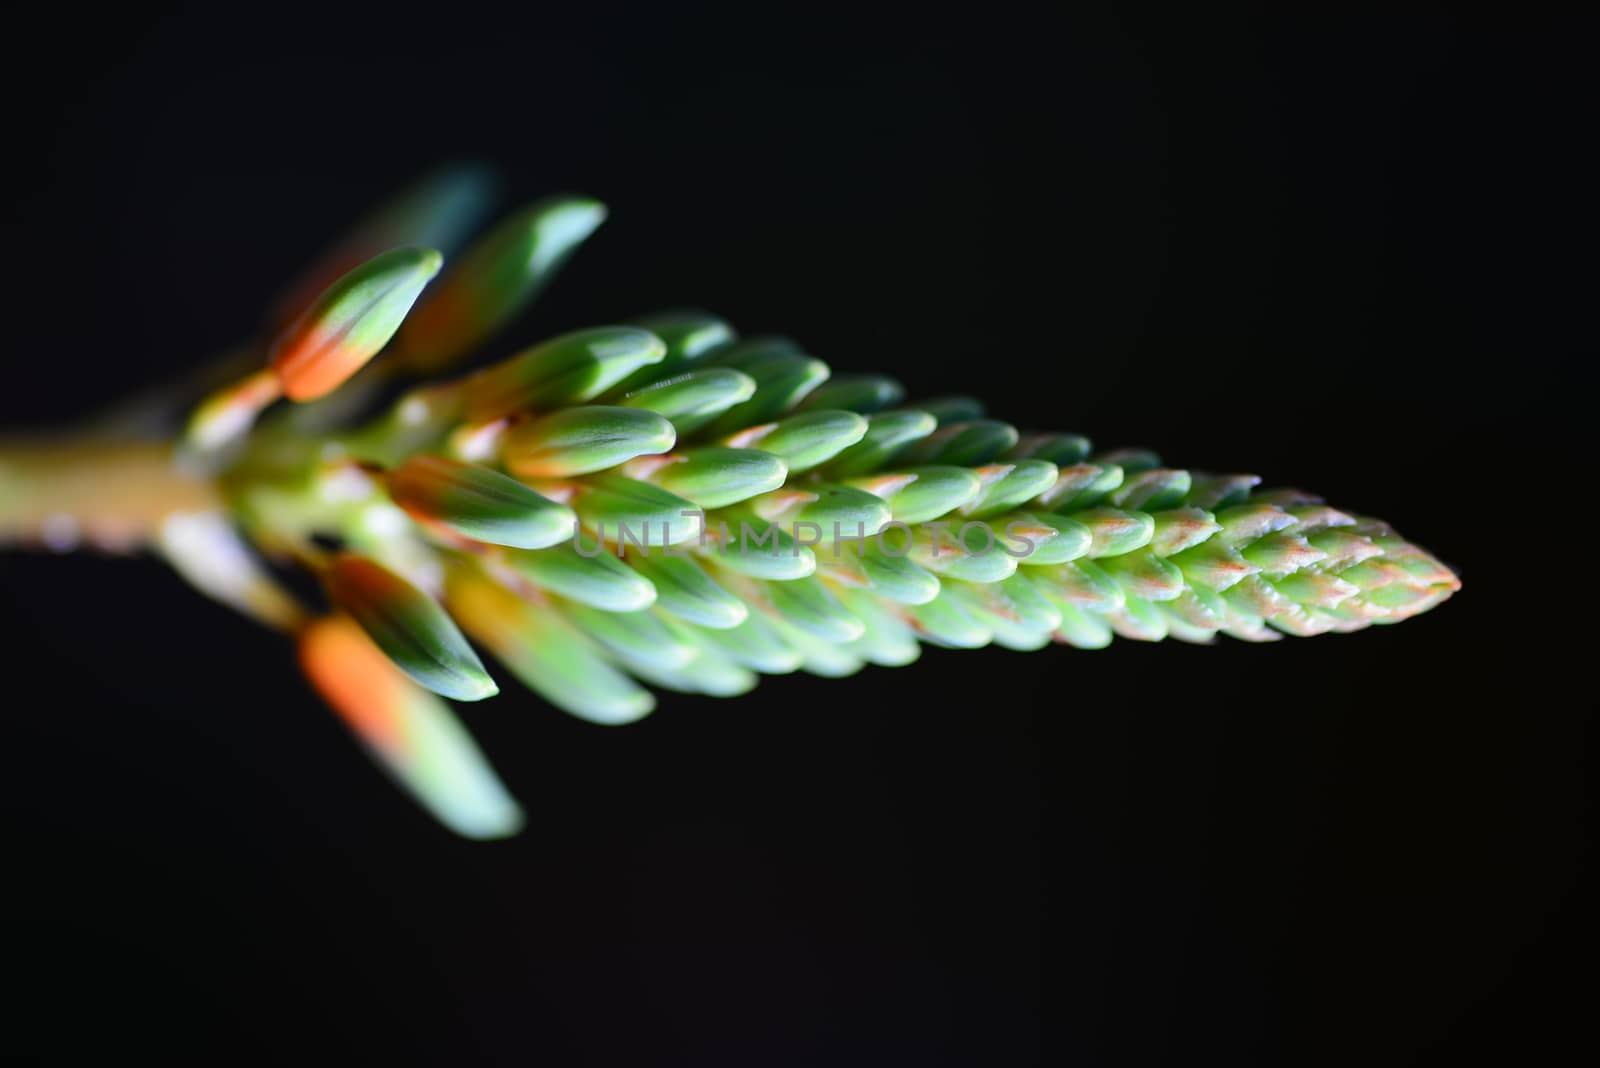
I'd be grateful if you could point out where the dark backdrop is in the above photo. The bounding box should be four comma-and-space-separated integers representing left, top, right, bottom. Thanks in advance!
0, 10, 1589, 1066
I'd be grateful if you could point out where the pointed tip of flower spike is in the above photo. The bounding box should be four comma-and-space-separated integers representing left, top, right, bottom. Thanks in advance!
298, 615, 523, 839
325, 552, 498, 701
270, 247, 443, 402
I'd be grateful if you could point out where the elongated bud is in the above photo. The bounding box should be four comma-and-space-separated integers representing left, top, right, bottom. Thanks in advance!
325, 553, 497, 701
625, 551, 748, 629
790, 485, 893, 537
618, 369, 757, 433
444, 562, 653, 725
709, 335, 803, 369
700, 352, 830, 434
1148, 507, 1222, 557
834, 587, 921, 667
559, 600, 696, 672
914, 396, 986, 424
879, 466, 982, 524
501, 405, 675, 478
905, 592, 991, 649
607, 310, 737, 395
823, 410, 938, 477
709, 520, 817, 580
387, 455, 575, 548
298, 615, 523, 839
860, 548, 942, 605
270, 247, 443, 401
632, 446, 788, 509
502, 544, 656, 612
762, 576, 866, 643
398, 196, 607, 371
963, 460, 1059, 518
1074, 507, 1156, 557
903, 419, 1020, 465
1007, 432, 1092, 466
1037, 464, 1125, 511
1007, 511, 1092, 565
797, 375, 906, 414
463, 326, 666, 422
271, 162, 497, 331
1110, 468, 1192, 511
727, 409, 867, 473
567, 474, 702, 546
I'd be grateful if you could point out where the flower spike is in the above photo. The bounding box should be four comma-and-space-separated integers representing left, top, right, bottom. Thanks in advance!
0, 171, 1460, 838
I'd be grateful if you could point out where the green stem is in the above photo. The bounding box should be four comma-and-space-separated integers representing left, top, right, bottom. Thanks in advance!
0, 435, 219, 552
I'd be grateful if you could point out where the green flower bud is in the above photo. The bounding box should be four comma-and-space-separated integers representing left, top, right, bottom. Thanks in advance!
797, 375, 906, 414
1073, 507, 1156, 557
761, 576, 865, 643
444, 562, 653, 725
880, 466, 982, 524
913, 396, 986, 424
902, 419, 1019, 465
961, 460, 1059, 519
700, 352, 830, 434
388, 455, 575, 549
1007, 433, 1092, 466
1110, 467, 1192, 511
463, 326, 667, 422
617, 368, 757, 433
502, 544, 656, 612
399, 196, 608, 371
823, 410, 939, 477
501, 405, 676, 478
558, 602, 696, 672
729, 409, 867, 473
688, 608, 804, 675
859, 547, 942, 605
637, 447, 788, 509
271, 247, 443, 401
1036, 464, 1124, 511
325, 553, 497, 701
567, 474, 702, 547
608, 310, 737, 393
624, 552, 748, 629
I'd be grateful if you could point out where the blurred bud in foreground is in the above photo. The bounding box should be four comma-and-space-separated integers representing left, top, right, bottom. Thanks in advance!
397, 196, 608, 371
298, 615, 522, 839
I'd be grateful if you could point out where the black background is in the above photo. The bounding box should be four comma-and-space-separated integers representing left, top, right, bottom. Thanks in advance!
0, 9, 1589, 1066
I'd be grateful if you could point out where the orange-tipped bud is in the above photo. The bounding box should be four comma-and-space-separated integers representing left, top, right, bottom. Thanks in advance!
270, 247, 442, 401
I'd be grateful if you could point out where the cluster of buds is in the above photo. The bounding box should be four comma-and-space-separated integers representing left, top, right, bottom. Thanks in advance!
0, 165, 1459, 838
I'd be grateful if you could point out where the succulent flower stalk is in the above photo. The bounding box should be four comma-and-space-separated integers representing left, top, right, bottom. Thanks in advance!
0, 166, 1459, 838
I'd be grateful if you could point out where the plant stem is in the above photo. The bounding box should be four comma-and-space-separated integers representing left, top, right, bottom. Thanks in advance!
0, 435, 220, 553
